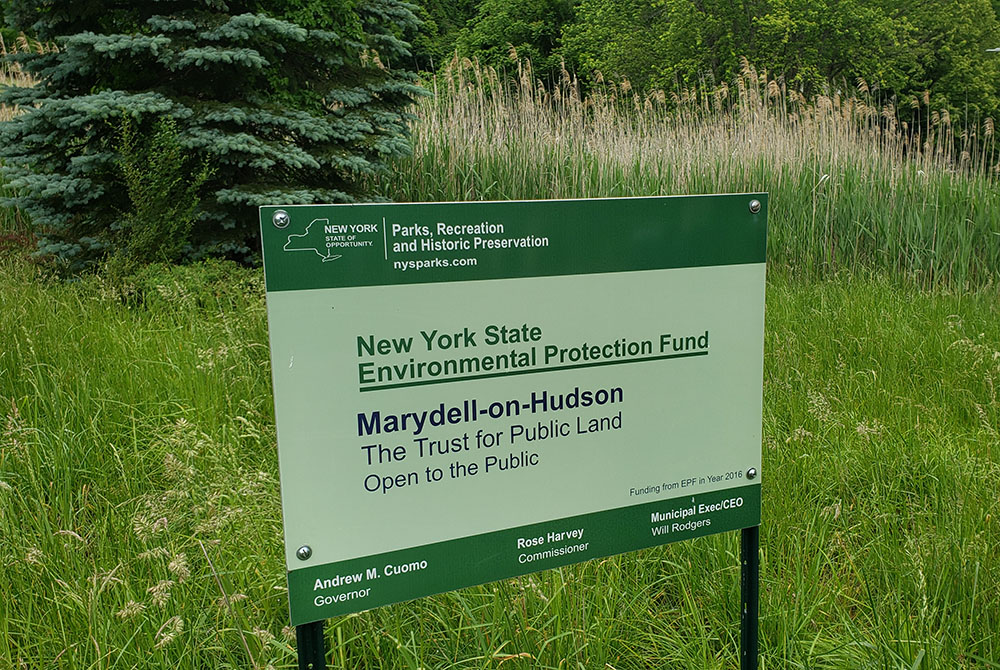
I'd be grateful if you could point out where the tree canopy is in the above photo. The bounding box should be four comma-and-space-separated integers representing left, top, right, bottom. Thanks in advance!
413, 0, 1000, 120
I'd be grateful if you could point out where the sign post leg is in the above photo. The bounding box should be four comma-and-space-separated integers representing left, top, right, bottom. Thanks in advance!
740, 525, 760, 670
296, 620, 327, 670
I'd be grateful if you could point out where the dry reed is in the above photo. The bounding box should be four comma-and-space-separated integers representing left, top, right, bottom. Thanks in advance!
0, 34, 47, 121
379, 56, 1000, 288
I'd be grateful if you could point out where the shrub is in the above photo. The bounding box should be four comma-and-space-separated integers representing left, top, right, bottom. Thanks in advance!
104, 115, 213, 276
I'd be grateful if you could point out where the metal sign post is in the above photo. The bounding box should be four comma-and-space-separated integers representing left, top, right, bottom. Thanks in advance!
260, 194, 767, 669
296, 620, 326, 670
741, 525, 760, 670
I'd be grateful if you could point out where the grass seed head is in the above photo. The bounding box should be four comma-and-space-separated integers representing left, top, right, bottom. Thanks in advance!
154, 616, 184, 649
820, 501, 842, 520
116, 601, 145, 619
252, 628, 275, 645
807, 391, 834, 424
217, 592, 247, 609
164, 453, 195, 480
855, 420, 885, 437
147, 580, 175, 608
168, 553, 190, 582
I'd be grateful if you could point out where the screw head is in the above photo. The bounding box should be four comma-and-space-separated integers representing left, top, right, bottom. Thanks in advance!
748, 199, 762, 214
746, 467, 758, 480
273, 210, 290, 229
296, 545, 312, 561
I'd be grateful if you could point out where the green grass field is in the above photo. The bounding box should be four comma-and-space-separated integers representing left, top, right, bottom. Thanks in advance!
1, 255, 998, 669
2, 54, 1000, 669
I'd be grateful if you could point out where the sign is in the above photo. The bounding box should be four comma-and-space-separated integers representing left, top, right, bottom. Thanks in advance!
260, 195, 767, 626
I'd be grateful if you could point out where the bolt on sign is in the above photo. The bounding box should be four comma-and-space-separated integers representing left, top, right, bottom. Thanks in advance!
260, 195, 767, 626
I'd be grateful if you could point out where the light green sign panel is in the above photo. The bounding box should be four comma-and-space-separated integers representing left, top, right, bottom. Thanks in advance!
260, 195, 767, 626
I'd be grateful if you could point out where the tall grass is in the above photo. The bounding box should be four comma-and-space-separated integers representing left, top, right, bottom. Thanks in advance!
378, 57, 1000, 289
1, 255, 998, 669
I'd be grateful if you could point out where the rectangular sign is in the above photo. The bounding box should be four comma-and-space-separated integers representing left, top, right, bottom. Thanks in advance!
260, 195, 767, 626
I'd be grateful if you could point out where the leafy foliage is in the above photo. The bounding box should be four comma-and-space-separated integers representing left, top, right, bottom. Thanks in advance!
419, 0, 1000, 121
0, 0, 423, 271
409, 0, 478, 71
106, 116, 213, 276
560, 0, 668, 91
455, 0, 574, 82
894, 0, 1000, 120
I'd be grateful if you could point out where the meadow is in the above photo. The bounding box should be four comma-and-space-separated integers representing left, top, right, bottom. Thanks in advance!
2, 58, 1000, 669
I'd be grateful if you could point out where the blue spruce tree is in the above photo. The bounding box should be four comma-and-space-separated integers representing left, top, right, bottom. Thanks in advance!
0, 0, 422, 270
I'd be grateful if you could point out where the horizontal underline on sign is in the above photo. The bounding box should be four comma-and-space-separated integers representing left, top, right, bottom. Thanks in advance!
358, 350, 708, 393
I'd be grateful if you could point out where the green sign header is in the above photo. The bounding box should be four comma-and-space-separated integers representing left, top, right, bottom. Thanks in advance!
260, 194, 766, 292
